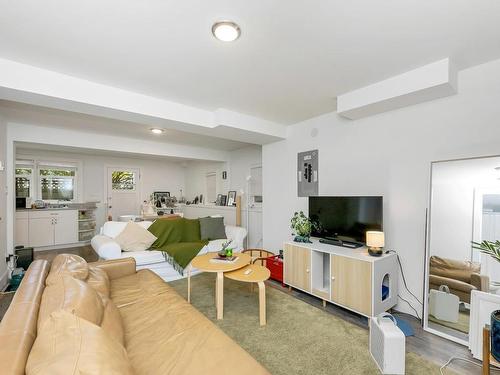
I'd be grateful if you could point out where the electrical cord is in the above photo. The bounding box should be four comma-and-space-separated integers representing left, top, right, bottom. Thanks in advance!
397, 293, 421, 320
440, 356, 500, 374
386, 249, 424, 320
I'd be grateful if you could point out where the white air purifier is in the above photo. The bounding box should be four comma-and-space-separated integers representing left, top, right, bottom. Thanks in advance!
369, 313, 405, 374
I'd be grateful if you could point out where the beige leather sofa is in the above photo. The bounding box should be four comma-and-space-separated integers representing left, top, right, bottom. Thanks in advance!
0, 254, 270, 375
429, 255, 489, 304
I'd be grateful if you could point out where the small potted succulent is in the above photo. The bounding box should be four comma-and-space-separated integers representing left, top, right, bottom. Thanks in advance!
291, 211, 312, 243
218, 239, 234, 257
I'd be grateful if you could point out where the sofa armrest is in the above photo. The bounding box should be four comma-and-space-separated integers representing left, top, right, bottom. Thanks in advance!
91, 235, 122, 259
471, 273, 490, 293
225, 225, 247, 250
89, 258, 136, 280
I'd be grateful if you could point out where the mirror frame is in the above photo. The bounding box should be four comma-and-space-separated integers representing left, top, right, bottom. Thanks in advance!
422, 155, 500, 346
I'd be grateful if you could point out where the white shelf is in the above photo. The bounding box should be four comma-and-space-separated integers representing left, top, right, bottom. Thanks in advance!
78, 229, 95, 233
78, 218, 95, 222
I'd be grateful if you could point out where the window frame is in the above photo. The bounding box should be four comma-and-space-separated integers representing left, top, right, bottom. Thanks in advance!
38, 165, 78, 202
15, 162, 34, 199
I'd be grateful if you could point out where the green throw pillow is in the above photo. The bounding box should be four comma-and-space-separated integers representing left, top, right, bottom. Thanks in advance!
199, 217, 227, 241
181, 218, 201, 242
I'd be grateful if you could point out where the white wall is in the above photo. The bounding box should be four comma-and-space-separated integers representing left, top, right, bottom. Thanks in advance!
263, 58, 500, 316
16, 149, 186, 230
184, 145, 262, 202
0, 115, 8, 289
228, 145, 262, 194
184, 160, 227, 203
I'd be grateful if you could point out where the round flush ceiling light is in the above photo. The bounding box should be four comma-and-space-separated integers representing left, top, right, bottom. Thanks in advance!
150, 128, 165, 134
212, 21, 241, 42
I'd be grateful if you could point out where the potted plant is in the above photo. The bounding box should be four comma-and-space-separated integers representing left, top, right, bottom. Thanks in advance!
291, 211, 312, 243
472, 240, 500, 359
472, 240, 500, 263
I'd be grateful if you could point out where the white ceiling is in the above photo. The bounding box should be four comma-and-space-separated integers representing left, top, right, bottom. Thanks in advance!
1, 1, 500, 124
0, 100, 252, 151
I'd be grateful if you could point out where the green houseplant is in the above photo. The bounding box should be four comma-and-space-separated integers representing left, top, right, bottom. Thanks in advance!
472, 240, 500, 264
291, 211, 312, 243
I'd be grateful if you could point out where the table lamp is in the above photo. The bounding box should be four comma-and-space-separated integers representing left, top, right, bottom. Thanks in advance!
366, 231, 384, 256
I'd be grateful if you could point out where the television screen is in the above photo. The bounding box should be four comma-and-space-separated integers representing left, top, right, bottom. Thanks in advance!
309, 196, 383, 244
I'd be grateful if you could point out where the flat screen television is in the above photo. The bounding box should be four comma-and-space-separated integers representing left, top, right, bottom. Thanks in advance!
309, 196, 383, 246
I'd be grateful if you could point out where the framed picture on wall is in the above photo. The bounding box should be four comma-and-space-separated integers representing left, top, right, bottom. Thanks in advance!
227, 191, 237, 206
153, 191, 170, 208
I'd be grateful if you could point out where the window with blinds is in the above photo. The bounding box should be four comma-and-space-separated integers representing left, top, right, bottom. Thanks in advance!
38, 165, 77, 201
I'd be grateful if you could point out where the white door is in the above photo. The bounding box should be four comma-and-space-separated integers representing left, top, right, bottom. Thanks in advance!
29, 217, 54, 247
54, 210, 78, 245
107, 167, 140, 221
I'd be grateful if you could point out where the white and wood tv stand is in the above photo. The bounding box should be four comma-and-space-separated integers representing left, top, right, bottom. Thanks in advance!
283, 239, 398, 317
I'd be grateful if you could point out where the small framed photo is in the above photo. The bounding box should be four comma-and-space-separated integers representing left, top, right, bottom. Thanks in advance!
220, 195, 227, 206
153, 192, 170, 208
216, 194, 222, 206
227, 191, 237, 206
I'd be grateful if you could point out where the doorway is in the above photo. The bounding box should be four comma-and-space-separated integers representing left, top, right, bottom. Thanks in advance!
106, 167, 140, 220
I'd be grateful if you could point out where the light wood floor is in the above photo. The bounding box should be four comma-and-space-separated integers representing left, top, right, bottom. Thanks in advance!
34, 246, 481, 374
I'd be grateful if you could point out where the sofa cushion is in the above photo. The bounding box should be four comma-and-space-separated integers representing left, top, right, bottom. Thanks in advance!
181, 218, 201, 242
45, 254, 88, 286
26, 310, 134, 375
430, 255, 481, 283
110, 269, 269, 375
199, 216, 227, 241
38, 275, 104, 331
115, 222, 157, 252
87, 265, 111, 300
101, 298, 125, 347
110, 269, 171, 307
102, 220, 153, 238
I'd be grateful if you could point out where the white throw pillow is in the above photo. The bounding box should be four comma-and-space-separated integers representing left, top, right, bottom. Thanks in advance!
114, 222, 157, 252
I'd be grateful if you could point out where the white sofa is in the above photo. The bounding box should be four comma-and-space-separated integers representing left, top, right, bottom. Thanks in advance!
91, 221, 247, 281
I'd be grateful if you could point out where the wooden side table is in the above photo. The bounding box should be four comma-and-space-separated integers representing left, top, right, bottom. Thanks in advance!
189, 252, 251, 320
225, 264, 271, 326
483, 325, 500, 375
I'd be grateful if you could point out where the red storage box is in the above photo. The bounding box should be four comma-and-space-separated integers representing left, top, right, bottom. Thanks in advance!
266, 255, 284, 285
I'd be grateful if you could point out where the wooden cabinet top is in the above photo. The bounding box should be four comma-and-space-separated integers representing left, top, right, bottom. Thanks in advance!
284, 238, 396, 263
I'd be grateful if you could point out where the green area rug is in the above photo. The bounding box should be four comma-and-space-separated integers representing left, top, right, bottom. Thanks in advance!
170, 273, 446, 375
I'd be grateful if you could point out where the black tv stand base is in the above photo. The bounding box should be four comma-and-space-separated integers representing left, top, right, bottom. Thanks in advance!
319, 238, 363, 249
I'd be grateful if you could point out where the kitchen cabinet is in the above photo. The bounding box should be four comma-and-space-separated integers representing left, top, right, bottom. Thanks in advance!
17, 210, 78, 248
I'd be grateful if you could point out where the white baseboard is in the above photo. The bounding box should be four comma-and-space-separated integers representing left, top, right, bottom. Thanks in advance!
0, 268, 9, 291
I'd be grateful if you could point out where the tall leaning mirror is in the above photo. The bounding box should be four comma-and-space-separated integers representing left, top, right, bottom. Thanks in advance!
425, 156, 500, 345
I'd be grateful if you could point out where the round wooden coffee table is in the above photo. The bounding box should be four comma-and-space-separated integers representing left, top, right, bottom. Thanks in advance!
225, 264, 271, 326
189, 252, 251, 320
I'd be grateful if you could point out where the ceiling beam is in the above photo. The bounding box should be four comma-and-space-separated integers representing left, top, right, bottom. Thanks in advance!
337, 58, 458, 120
0, 58, 286, 144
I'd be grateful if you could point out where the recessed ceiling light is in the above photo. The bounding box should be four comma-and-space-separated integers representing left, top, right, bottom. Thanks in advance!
150, 128, 164, 134
212, 21, 241, 42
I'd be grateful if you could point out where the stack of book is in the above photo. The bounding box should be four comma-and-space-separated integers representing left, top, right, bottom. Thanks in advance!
209, 256, 239, 264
